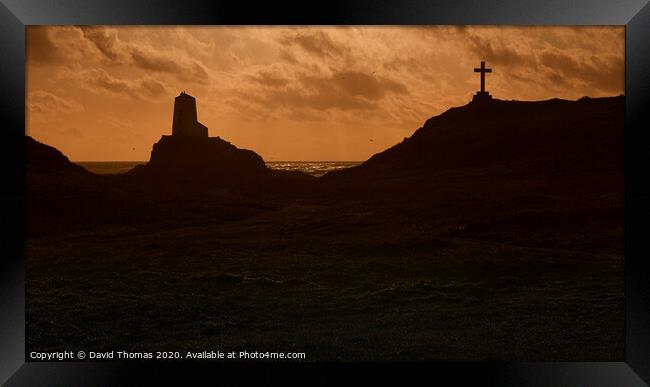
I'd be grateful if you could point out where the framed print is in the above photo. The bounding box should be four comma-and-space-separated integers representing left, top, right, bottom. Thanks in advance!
1, 0, 650, 385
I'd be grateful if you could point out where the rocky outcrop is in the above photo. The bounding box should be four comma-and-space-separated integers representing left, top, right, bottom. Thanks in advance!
130, 135, 267, 180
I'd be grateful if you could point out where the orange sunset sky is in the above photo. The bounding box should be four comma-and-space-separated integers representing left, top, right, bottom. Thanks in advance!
26, 26, 624, 161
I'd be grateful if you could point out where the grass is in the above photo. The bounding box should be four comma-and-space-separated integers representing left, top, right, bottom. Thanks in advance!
26, 174, 623, 360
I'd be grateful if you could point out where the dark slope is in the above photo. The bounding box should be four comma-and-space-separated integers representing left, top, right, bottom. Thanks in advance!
26, 136, 107, 237
324, 96, 624, 183
26, 135, 89, 175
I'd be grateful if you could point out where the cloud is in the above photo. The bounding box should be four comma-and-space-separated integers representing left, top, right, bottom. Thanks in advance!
27, 26, 95, 66
71, 68, 169, 100
455, 27, 624, 96
281, 30, 347, 59
466, 36, 532, 69
326, 71, 408, 100
241, 70, 409, 115
538, 49, 623, 93
26, 27, 60, 65
80, 27, 122, 61
247, 70, 290, 88
28, 90, 84, 114
129, 47, 210, 83
50, 26, 213, 84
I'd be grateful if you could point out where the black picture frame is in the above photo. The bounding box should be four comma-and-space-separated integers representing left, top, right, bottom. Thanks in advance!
1, 0, 649, 385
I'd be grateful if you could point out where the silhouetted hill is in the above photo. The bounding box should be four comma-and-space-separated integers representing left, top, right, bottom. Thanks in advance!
129, 135, 267, 179
324, 96, 624, 183
26, 135, 89, 175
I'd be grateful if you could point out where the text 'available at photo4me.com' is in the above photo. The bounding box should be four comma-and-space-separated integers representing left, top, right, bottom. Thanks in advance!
29, 350, 307, 361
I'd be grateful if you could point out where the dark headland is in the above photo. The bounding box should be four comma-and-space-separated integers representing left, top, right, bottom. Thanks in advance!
26, 91, 624, 360
327, 96, 623, 180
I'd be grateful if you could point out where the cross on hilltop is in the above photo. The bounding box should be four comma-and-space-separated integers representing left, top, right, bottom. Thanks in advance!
474, 61, 492, 93
471, 60, 494, 104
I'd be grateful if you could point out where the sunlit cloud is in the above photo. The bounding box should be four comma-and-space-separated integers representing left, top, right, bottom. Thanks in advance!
28, 90, 84, 115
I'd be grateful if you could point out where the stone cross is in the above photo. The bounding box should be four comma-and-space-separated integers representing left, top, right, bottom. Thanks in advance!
474, 61, 492, 92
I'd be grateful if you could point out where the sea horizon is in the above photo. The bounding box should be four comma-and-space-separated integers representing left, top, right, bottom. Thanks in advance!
76, 160, 363, 177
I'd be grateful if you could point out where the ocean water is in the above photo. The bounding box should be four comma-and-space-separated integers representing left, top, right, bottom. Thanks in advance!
266, 161, 360, 177
76, 161, 361, 177
76, 161, 145, 175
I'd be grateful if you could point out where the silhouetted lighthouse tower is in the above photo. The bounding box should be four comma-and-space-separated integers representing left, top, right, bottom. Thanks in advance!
172, 91, 208, 138
472, 61, 493, 104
